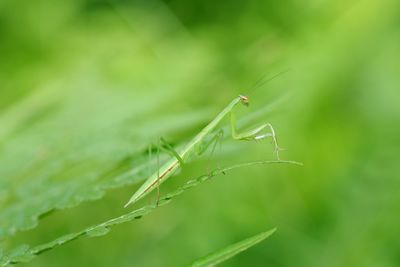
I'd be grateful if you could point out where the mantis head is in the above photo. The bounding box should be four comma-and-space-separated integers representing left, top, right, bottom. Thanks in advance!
239, 95, 249, 107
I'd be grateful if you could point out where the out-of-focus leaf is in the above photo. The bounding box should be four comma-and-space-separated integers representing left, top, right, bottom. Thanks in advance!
0, 84, 209, 239
0, 160, 297, 266
189, 228, 276, 267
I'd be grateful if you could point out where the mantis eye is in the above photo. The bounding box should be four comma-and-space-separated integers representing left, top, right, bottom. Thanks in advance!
239, 95, 249, 106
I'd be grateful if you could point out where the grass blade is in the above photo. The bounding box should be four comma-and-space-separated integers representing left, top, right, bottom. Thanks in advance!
0, 160, 299, 266
189, 228, 277, 267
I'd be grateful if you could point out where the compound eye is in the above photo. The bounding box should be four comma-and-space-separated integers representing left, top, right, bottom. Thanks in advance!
239, 95, 249, 106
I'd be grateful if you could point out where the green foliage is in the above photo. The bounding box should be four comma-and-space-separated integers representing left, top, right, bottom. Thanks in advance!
1, 0, 399, 266
0, 161, 296, 266
0, 86, 208, 239
189, 228, 276, 267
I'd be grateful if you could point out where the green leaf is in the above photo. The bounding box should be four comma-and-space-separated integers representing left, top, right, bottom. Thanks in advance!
0, 86, 209, 239
0, 160, 298, 266
189, 228, 277, 267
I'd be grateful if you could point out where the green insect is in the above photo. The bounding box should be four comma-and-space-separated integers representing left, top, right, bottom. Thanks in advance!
124, 75, 286, 208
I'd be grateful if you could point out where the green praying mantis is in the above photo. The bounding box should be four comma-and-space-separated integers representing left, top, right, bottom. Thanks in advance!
124, 74, 295, 208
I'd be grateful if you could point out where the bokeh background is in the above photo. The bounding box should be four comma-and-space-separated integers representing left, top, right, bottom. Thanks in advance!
1, 0, 399, 266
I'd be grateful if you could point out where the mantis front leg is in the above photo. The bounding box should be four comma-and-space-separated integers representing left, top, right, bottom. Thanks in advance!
230, 111, 283, 160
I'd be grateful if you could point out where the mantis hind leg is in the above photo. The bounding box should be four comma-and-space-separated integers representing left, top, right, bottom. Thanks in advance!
230, 112, 283, 160
151, 137, 185, 206
156, 139, 160, 206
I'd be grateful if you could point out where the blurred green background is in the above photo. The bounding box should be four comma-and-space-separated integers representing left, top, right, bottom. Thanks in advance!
1, 0, 399, 266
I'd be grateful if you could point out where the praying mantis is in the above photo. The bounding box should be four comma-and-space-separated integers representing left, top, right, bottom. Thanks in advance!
124, 76, 290, 208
